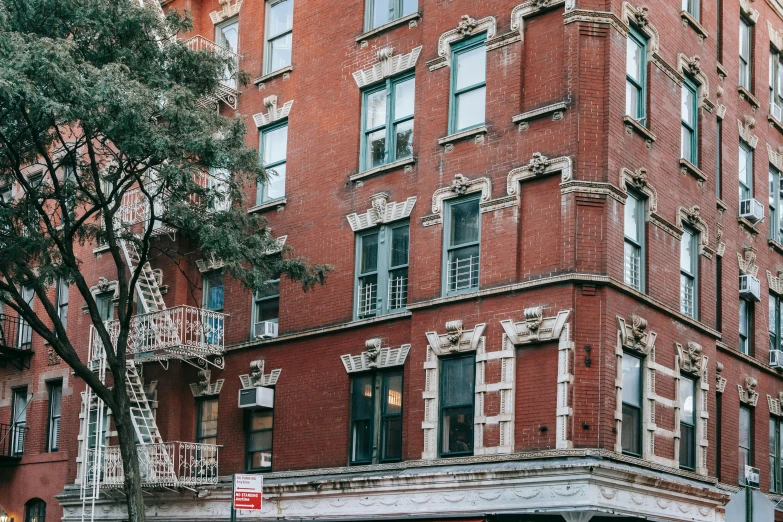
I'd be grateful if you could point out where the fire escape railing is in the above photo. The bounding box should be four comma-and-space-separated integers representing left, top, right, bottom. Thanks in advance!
183, 35, 240, 110
0, 423, 29, 459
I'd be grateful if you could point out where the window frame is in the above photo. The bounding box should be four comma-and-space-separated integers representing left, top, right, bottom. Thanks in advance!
257, 121, 288, 205
740, 298, 754, 355
17, 284, 33, 348
55, 278, 69, 335
680, 227, 699, 319
245, 407, 274, 472
442, 195, 481, 296
11, 386, 27, 456
359, 73, 415, 172
349, 369, 404, 465
739, 405, 753, 485
438, 354, 476, 458
682, 0, 699, 20
621, 351, 643, 457
771, 48, 783, 120
771, 166, 783, 242
202, 270, 225, 313
623, 191, 646, 292
739, 17, 752, 91
46, 380, 62, 452
681, 77, 699, 166
196, 397, 219, 446
770, 294, 783, 355
626, 26, 648, 126
364, 0, 417, 31
354, 221, 410, 319
264, 0, 294, 75
678, 375, 697, 470
252, 275, 280, 327
24, 499, 46, 522
448, 34, 487, 135
740, 141, 754, 201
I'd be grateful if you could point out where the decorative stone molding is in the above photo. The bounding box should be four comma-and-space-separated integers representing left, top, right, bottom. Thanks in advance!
737, 246, 759, 277
423, 174, 492, 226
738, 377, 759, 406
740, 0, 760, 24
346, 193, 417, 232
618, 167, 680, 236
768, 393, 783, 416
424, 320, 485, 357
715, 362, 727, 394
429, 15, 497, 71
506, 154, 573, 196
768, 144, 783, 171
767, 269, 783, 294
196, 253, 225, 273
715, 224, 726, 257
617, 315, 656, 355
253, 97, 293, 128
353, 46, 422, 87
771, 21, 783, 53
676, 206, 712, 258
675, 341, 706, 378
499, 307, 571, 345
239, 360, 281, 389
189, 370, 224, 397
512, 102, 568, 129
48, 346, 61, 366
209, 0, 242, 24
621, 4, 660, 54
674, 342, 710, 475
82, 277, 119, 314
677, 54, 711, 110
715, 104, 727, 119
510, 0, 573, 36
341, 338, 411, 373
738, 116, 759, 148
265, 235, 288, 255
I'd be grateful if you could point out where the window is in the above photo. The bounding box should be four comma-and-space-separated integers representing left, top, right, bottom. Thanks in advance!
770, 49, 783, 120
365, 0, 416, 30
681, 79, 698, 165
55, 278, 69, 334
11, 387, 27, 456
679, 376, 696, 470
682, 0, 699, 20
739, 142, 753, 201
246, 409, 274, 470
355, 223, 409, 318
96, 291, 115, 322
621, 353, 643, 456
208, 168, 231, 212
716, 121, 722, 199
215, 17, 239, 89
444, 197, 480, 295
196, 398, 219, 445
18, 285, 33, 348
85, 406, 108, 484
265, 0, 293, 74
449, 35, 486, 134
253, 274, 280, 326
203, 271, 225, 344
716, 257, 723, 332
361, 75, 414, 171
257, 123, 287, 204
350, 370, 403, 464
626, 28, 647, 126
739, 18, 752, 91
24, 499, 45, 522
771, 295, 783, 354
739, 406, 753, 484
771, 167, 783, 242
47, 381, 62, 452
740, 299, 753, 355
440, 355, 474, 457
624, 192, 645, 291
770, 418, 783, 493
680, 228, 698, 319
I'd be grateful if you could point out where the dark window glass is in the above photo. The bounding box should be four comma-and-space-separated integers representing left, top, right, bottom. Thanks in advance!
679, 377, 696, 469
739, 406, 752, 485
621, 353, 642, 456
197, 398, 219, 445
380, 371, 403, 461
25, 499, 45, 522
446, 197, 480, 293
246, 409, 273, 470
47, 381, 62, 452
440, 355, 475, 456
350, 374, 374, 464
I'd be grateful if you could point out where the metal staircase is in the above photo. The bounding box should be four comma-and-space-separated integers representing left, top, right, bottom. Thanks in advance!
80, 344, 107, 522
126, 362, 161, 444
120, 239, 165, 314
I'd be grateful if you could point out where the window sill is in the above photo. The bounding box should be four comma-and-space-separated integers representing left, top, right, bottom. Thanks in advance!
770, 238, 783, 256
679, 158, 707, 183
350, 157, 415, 182
716, 63, 728, 80
512, 101, 568, 127
770, 114, 783, 135
622, 115, 656, 144
248, 197, 287, 214
680, 11, 708, 39
253, 66, 294, 86
738, 85, 760, 109
738, 216, 761, 234
355, 12, 421, 43
438, 125, 488, 146
93, 244, 110, 254
716, 198, 728, 212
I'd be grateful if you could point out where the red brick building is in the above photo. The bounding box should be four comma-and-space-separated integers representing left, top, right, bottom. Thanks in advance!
6, 0, 783, 520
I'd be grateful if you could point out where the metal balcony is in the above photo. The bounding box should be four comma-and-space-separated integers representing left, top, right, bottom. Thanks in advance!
87, 442, 219, 489
184, 35, 240, 110
0, 423, 28, 461
90, 305, 225, 364
0, 314, 33, 369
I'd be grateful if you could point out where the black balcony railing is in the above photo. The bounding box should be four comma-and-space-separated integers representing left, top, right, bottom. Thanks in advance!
0, 423, 28, 459
0, 314, 33, 369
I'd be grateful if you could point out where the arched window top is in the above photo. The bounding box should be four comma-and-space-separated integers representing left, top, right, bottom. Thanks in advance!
25, 499, 46, 522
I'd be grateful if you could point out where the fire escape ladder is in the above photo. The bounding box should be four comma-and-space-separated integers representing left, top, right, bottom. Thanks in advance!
80, 347, 107, 522
120, 239, 166, 314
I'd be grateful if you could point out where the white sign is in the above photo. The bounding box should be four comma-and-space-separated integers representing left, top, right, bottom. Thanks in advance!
234, 474, 263, 511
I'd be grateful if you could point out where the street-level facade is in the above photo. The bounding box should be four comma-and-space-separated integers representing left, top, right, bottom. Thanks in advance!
5, 0, 783, 520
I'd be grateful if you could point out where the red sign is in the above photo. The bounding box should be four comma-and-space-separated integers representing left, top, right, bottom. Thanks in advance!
233, 474, 263, 511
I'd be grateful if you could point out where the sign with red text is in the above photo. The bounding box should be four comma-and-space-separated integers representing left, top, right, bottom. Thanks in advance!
233, 474, 263, 511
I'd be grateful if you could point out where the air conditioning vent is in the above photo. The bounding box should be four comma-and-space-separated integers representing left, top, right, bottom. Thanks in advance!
238, 387, 275, 409
254, 321, 278, 339
739, 198, 765, 223
771, 349, 783, 368
739, 274, 761, 302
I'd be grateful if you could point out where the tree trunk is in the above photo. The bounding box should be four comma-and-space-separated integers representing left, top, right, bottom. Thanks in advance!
113, 393, 146, 522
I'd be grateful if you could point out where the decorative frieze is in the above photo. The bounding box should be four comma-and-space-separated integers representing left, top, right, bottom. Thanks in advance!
499, 307, 571, 345
738, 116, 759, 148
352, 46, 422, 88
239, 360, 281, 389
676, 206, 713, 258
341, 338, 411, 373
346, 193, 417, 232
738, 377, 759, 407
252, 96, 293, 128
430, 15, 497, 71
506, 153, 573, 196
189, 370, 224, 397
737, 246, 759, 277
209, 0, 242, 24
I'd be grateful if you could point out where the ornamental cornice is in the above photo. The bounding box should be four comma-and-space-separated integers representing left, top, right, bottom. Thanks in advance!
346, 193, 417, 232
506, 153, 573, 196
341, 338, 410, 373
738, 116, 759, 148
738, 376, 760, 406
431, 15, 497, 71
510, 0, 574, 35
425, 320, 486, 356
209, 0, 242, 24
238, 359, 281, 388
352, 46, 422, 88
563, 9, 626, 34
500, 307, 570, 345
252, 96, 293, 128
189, 370, 224, 397
675, 341, 706, 378
676, 206, 712, 258
617, 315, 656, 355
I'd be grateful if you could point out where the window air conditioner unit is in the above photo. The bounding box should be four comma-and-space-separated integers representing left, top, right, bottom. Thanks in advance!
771, 349, 783, 368
739, 198, 765, 223
254, 321, 278, 339
238, 387, 275, 409
260, 452, 272, 468
739, 274, 761, 302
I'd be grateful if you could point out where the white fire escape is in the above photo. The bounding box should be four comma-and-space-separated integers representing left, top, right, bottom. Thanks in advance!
80, 186, 223, 522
